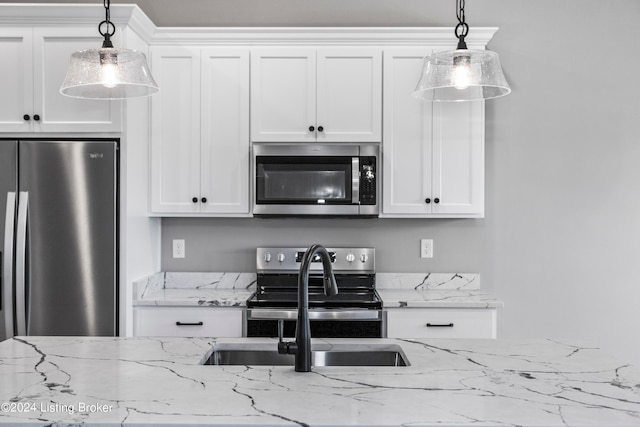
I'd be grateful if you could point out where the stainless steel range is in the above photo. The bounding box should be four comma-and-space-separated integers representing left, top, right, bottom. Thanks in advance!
246, 247, 383, 338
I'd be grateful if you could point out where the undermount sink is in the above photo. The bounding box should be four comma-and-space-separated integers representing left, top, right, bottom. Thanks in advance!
202, 343, 410, 367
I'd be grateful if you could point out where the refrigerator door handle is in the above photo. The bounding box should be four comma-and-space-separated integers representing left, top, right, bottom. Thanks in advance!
3, 192, 17, 339
15, 191, 28, 336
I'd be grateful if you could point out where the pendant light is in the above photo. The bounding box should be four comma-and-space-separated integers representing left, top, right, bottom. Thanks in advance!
413, 0, 510, 102
60, 0, 159, 100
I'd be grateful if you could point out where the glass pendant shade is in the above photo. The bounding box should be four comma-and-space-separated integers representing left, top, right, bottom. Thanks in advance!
413, 48, 510, 102
60, 47, 159, 99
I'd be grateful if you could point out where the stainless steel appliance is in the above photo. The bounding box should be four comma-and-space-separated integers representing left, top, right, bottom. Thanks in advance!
1, 139, 118, 340
246, 247, 383, 338
253, 143, 379, 217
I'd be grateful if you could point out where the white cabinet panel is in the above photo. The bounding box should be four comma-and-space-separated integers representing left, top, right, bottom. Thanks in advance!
0, 27, 121, 133
134, 307, 243, 337
250, 48, 316, 142
386, 308, 496, 339
382, 48, 484, 217
200, 48, 250, 214
251, 47, 382, 143
150, 47, 250, 215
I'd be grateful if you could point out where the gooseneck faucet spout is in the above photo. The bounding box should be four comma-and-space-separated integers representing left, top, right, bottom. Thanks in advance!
277, 244, 338, 372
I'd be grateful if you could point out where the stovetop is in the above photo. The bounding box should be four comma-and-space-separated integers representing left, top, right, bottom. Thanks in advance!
249, 247, 381, 309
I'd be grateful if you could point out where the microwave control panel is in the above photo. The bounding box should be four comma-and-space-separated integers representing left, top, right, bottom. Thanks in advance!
360, 157, 377, 205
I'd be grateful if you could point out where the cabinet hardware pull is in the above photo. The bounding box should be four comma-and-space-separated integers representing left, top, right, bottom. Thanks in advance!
425, 198, 431, 204
33, 114, 40, 121
308, 126, 315, 132
434, 198, 440, 204
426, 323, 454, 327
201, 197, 207, 203
317, 126, 324, 132
23, 114, 31, 121
176, 321, 203, 326
192, 197, 198, 203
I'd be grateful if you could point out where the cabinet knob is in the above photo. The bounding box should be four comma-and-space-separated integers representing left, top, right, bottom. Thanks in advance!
201, 197, 207, 203
425, 198, 431, 204
434, 198, 440, 204
192, 197, 198, 203
317, 126, 324, 132
309, 126, 315, 132
33, 114, 40, 121
23, 114, 30, 121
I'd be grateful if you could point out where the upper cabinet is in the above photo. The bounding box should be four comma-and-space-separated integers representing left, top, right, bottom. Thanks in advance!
382, 48, 484, 217
251, 47, 382, 143
0, 27, 121, 133
150, 46, 250, 215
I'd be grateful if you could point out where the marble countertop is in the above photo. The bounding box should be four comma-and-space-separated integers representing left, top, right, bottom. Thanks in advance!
133, 272, 504, 309
0, 336, 638, 426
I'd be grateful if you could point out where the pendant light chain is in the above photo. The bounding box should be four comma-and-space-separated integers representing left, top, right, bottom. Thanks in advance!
455, 0, 469, 49
99, 0, 116, 48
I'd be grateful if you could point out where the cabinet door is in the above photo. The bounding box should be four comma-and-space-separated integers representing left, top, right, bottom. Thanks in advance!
150, 46, 201, 213
382, 48, 434, 214
33, 28, 122, 133
200, 48, 250, 214
251, 48, 316, 142
386, 308, 496, 339
134, 307, 243, 337
432, 101, 484, 215
0, 28, 33, 132
316, 48, 382, 142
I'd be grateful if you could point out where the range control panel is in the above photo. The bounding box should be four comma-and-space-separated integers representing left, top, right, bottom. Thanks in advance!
256, 247, 375, 273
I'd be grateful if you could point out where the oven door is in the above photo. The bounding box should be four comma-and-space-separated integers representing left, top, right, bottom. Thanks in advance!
246, 309, 385, 338
253, 144, 362, 216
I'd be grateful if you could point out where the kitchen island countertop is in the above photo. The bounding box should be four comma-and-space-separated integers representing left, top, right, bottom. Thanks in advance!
0, 336, 638, 426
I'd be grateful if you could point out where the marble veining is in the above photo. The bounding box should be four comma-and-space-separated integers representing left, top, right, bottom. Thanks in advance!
376, 273, 480, 290
0, 336, 638, 426
378, 289, 504, 308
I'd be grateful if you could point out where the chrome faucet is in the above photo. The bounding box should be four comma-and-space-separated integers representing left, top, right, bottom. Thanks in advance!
277, 244, 338, 372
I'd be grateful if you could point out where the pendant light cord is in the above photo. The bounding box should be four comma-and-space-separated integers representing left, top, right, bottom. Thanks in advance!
455, 0, 469, 49
99, 0, 116, 48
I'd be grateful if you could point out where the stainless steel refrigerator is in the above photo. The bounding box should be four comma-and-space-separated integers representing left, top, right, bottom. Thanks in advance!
1, 139, 118, 340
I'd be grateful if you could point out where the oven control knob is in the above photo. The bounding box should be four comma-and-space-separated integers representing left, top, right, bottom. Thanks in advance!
276, 253, 286, 263
264, 252, 272, 263
346, 253, 356, 263
360, 253, 369, 263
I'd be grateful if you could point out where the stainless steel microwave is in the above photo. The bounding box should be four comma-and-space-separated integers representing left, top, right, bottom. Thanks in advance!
253, 143, 379, 217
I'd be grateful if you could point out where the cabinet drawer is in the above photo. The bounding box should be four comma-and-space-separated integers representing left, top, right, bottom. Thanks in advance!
386, 308, 496, 339
134, 307, 243, 337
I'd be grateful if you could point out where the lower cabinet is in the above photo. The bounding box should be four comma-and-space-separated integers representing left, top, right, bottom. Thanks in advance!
385, 308, 497, 339
133, 307, 243, 337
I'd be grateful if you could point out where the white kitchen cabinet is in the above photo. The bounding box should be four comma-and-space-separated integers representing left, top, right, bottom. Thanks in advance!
133, 307, 243, 337
0, 27, 121, 133
386, 308, 497, 339
382, 48, 484, 217
251, 47, 382, 143
150, 46, 250, 215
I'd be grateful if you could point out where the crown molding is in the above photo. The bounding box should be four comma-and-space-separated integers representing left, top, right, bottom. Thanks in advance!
0, 4, 498, 48
150, 27, 498, 47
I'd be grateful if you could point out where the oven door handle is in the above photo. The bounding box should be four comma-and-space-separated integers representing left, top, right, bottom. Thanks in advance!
247, 309, 381, 321
352, 157, 360, 204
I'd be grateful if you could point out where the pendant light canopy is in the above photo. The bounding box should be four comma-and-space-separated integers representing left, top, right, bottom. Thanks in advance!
60, 0, 158, 100
413, 0, 510, 102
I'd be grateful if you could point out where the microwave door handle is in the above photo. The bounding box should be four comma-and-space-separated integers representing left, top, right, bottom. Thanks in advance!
15, 191, 28, 336
352, 157, 360, 204
3, 192, 16, 339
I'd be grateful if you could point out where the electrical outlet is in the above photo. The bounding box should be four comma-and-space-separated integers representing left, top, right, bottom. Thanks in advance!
172, 239, 185, 259
420, 239, 433, 258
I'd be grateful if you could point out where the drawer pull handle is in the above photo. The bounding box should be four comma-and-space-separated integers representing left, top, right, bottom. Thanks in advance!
176, 321, 204, 326
426, 323, 454, 327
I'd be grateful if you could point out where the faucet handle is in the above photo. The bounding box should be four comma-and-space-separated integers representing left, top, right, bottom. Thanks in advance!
277, 319, 297, 355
